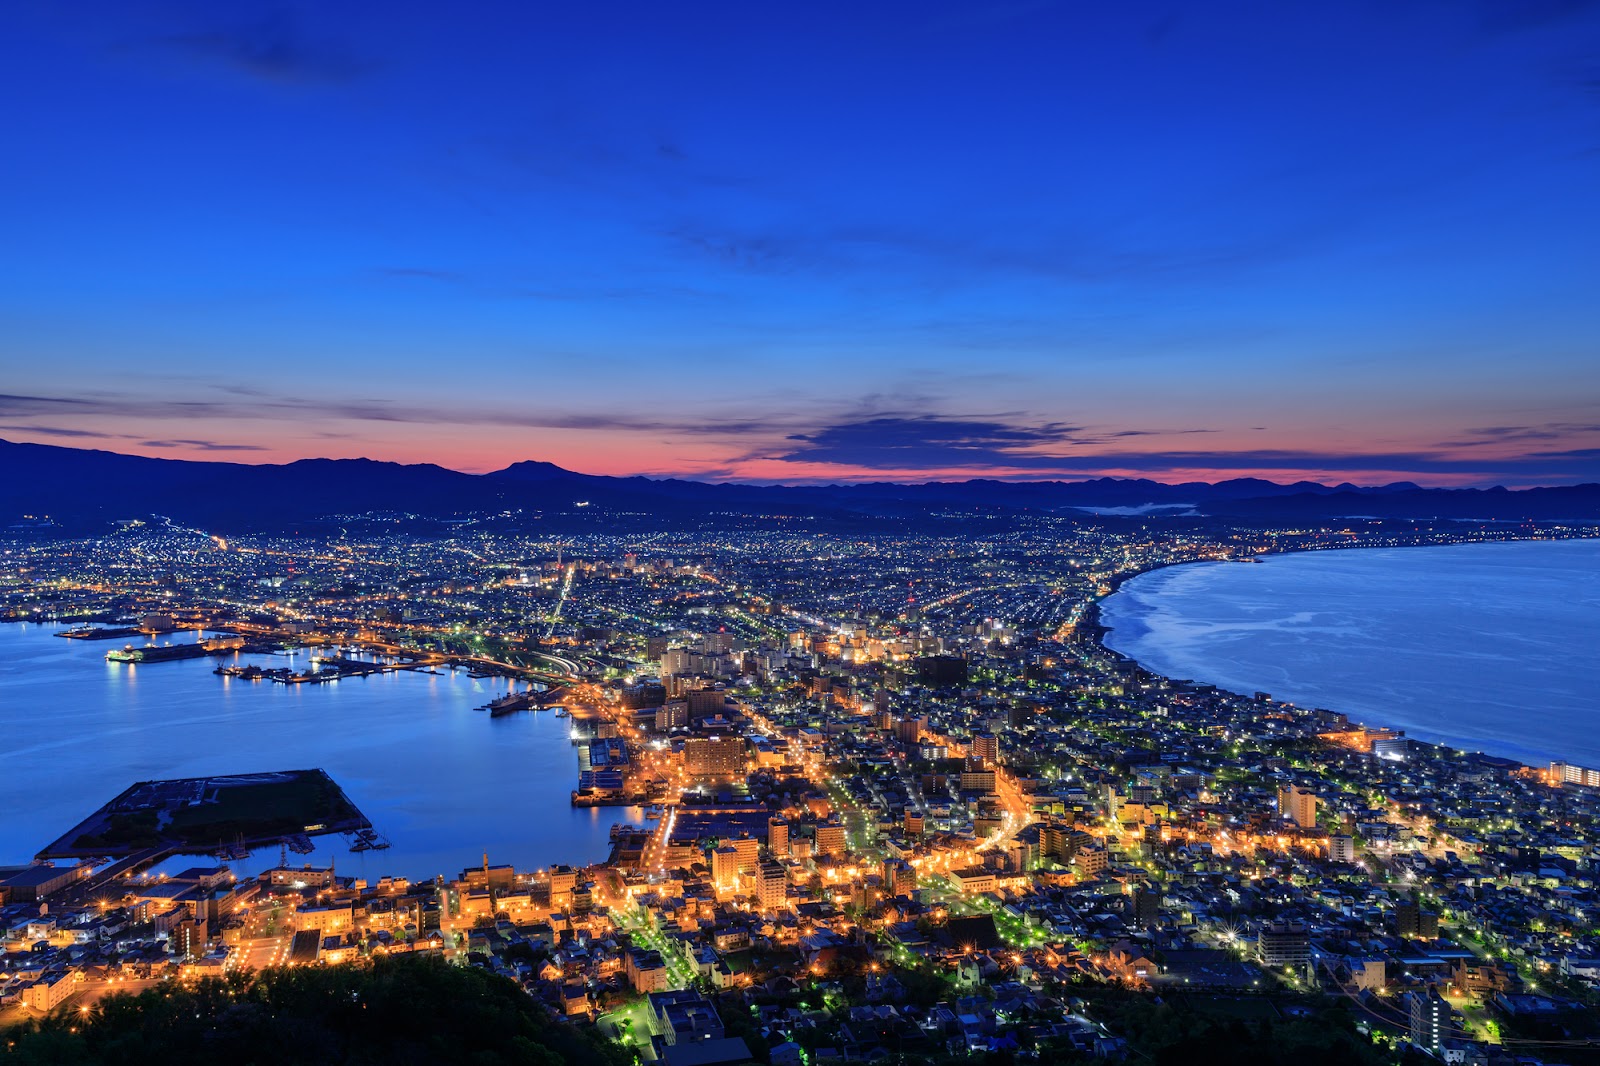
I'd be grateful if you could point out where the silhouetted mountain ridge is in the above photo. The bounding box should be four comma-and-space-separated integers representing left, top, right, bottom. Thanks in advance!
1, 439, 1595, 531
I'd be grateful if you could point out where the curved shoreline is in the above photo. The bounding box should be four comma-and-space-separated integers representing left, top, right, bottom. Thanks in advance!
1083, 533, 1600, 773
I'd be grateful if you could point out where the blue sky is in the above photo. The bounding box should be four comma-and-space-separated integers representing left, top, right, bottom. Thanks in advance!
2, 0, 1598, 484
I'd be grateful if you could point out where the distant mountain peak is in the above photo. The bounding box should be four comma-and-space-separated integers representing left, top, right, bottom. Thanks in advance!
488, 460, 580, 481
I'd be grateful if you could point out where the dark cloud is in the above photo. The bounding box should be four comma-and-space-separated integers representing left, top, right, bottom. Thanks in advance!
153, 8, 372, 85
0, 389, 778, 438
770, 416, 1600, 480
1435, 423, 1600, 447
140, 439, 267, 451
773, 416, 1224, 470
0, 424, 125, 439
663, 214, 1325, 291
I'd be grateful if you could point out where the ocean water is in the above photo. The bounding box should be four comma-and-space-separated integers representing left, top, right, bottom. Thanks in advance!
1100, 538, 1600, 768
0, 624, 637, 878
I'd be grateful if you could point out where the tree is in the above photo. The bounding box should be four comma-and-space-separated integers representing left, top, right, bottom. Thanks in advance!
1, 956, 634, 1066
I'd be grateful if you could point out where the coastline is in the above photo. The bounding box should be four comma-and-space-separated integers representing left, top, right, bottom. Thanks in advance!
1083, 532, 1600, 775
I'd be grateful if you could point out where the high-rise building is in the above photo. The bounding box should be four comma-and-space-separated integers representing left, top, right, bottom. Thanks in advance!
1257, 921, 1311, 971
550, 864, 577, 903
970, 733, 999, 765
1132, 886, 1162, 930
683, 735, 745, 779
172, 916, 207, 960
1277, 784, 1320, 828
1395, 898, 1440, 940
730, 835, 760, 874
767, 818, 789, 856
655, 701, 688, 731
1074, 844, 1108, 879
1406, 987, 1450, 1051
883, 859, 916, 899
686, 687, 728, 720
756, 861, 787, 911
711, 847, 739, 890
895, 716, 926, 746
815, 822, 846, 857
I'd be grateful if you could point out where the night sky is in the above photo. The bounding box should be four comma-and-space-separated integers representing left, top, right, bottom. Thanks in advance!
4, 1, 1599, 485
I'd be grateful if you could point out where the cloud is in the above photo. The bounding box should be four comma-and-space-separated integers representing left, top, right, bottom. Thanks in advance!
152, 8, 372, 85
0, 424, 127, 439
767, 415, 1600, 481
0, 389, 781, 438
771, 415, 1223, 470
1434, 423, 1600, 447
662, 215, 1321, 293
139, 439, 267, 451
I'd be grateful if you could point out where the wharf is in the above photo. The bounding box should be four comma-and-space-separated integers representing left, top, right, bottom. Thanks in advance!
37, 769, 374, 862
57, 626, 142, 641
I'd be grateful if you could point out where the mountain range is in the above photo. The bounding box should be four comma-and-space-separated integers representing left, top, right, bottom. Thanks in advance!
3, 438, 1597, 533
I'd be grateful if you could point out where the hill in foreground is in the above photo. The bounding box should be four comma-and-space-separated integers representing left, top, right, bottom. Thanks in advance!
0, 956, 632, 1066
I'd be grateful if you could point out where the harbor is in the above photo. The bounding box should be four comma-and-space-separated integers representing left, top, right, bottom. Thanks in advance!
1, 623, 628, 878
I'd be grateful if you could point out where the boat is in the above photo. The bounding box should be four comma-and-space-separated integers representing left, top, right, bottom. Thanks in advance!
108, 635, 243, 663
484, 691, 537, 717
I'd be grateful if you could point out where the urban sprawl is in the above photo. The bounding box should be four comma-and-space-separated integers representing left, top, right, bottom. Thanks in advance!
3, 516, 1600, 1064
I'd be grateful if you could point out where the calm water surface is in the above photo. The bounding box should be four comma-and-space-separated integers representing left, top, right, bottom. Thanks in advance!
0, 624, 637, 878
1101, 538, 1600, 768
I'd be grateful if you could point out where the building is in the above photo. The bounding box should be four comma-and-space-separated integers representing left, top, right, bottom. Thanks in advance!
1132, 886, 1162, 930
970, 733, 999, 765
767, 818, 789, 857
883, 859, 916, 899
711, 847, 739, 892
627, 949, 671, 993
916, 655, 968, 687
683, 736, 745, 779
686, 687, 729, 720
24, 972, 78, 1012
549, 864, 578, 903
171, 916, 208, 960
295, 902, 354, 933
904, 811, 925, 837
1395, 898, 1440, 940
1551, 761, 1600, 787
756, 862, 787, 911
649, 988, 725, 1045
1328, 834, 1357, 863
265, 865, 336, 891
1042, 823, 1092, 865
949, 866, 996, 894
0, 863, 91, 902
1257, 921, 1311, 972
960, 769, 997, 793
1406, 987, 1450, 1051
1074, 844, 1109, 879
814, 822, 846, 858
1277, 784, 1319, 828
656, 701, 688, 730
